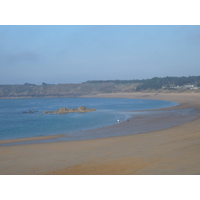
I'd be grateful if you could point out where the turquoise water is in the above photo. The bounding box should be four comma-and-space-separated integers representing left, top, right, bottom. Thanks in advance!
0, 98, 178, 141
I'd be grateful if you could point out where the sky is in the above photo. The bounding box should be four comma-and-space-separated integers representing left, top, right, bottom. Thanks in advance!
0, 25, 200, 85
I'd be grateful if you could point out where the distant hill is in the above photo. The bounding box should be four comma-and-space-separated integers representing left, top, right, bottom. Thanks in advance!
0, 80, 141, 98
1, 76, 200, 99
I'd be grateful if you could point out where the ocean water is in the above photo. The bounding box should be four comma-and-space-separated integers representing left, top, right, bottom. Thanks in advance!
0, 97, 179, 141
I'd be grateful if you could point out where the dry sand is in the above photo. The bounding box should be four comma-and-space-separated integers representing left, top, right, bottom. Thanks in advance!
1, 92, 200, 175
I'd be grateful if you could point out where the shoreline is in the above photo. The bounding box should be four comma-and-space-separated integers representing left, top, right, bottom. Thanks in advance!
0, 94, 182, 145
1, 92, 200, 175
0, 92, 195, 146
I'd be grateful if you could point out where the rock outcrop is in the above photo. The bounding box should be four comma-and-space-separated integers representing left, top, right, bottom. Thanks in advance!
42, 106, 96, 115
23, 111, 38, 113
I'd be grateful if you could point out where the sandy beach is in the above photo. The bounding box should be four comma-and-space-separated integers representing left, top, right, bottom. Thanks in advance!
1, 92, 200, 175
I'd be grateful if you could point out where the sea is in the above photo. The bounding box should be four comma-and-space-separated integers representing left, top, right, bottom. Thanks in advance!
0, 97, 199, 145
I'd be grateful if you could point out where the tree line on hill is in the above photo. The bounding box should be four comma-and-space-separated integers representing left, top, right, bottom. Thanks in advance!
0, 76, 200, 98
136, 76, 200, 91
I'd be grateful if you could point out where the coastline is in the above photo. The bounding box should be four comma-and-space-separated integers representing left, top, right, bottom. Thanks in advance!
0, 92, 196, 146
1, 92, 200, 174
0, 93, 180, 145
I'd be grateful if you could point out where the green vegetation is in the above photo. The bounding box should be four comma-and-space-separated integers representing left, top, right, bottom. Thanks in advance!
1, 76, 200, 98
136, 76, 200, 91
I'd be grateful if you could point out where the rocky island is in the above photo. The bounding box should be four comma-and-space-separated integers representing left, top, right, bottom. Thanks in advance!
42, 106, 96, 115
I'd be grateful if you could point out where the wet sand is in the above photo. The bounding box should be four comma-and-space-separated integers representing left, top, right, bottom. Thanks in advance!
1, 92, 200, 175
0, 134, 64, 145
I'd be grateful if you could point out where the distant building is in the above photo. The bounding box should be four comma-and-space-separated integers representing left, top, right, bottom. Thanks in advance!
169, 86, 181, 89
190, 87, 200, 90
182, 85, 194, 89
169, 84, 200, 90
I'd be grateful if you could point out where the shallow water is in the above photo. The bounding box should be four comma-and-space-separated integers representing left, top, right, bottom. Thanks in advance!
2, 97, 197, 146
0, 97, 178, 141
50, 108, 200, 142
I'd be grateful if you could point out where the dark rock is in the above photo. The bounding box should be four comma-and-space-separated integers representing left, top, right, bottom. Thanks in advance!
42, 107, 96, 115
23, 111, 38, 113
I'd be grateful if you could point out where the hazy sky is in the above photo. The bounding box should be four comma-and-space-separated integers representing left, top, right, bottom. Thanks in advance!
0, 25, 200, 84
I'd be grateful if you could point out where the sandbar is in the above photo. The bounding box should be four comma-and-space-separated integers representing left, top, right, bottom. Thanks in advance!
1, 92, 200, 175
